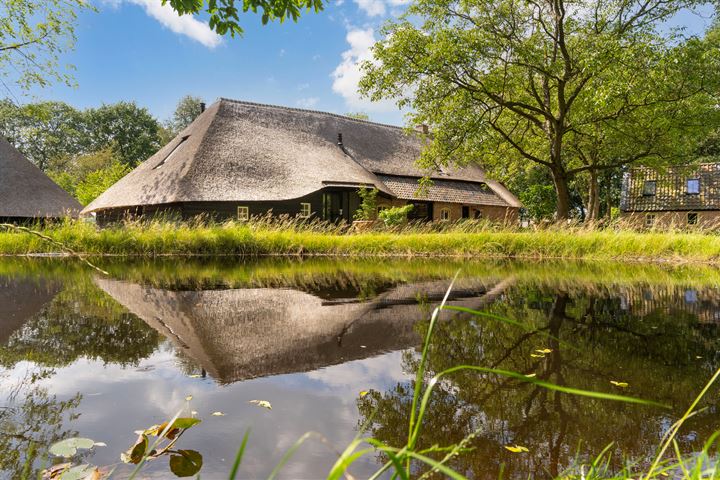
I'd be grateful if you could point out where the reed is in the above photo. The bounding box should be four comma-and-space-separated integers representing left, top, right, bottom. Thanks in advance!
2, 217, 720, 263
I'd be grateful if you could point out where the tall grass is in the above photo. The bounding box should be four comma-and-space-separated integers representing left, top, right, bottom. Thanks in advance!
2, 217, 720, 262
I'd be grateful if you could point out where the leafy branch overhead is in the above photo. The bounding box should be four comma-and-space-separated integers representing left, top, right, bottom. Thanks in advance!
165, 0, 324, 36
360, 0, 720, 219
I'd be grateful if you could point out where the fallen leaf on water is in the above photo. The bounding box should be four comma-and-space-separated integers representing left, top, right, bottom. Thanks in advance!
360, 345, 367, 348
535, 348, 553, 354
359, 390, 369, 397
93, 442, 107, 447
524, 373, 537, 378
610, 381, 629, 388
696, 356, 703, 359
191, 410, 198, 416
185, 395, 193, 401
211, 411, 225, 416
530, 353, 545, 358
249, 400, 272, 410
189, 374, 202, 378
504, 445, 529, 453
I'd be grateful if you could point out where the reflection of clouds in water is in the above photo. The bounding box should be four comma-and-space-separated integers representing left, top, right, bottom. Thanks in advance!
297, 350, 410, 394
12, 349, 405, 478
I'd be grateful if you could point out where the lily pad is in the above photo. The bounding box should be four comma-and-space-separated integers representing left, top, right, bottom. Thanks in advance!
49, 438, 96, 457
121, 434, 148, 464
60, 464, 98, 480
169, 449, 203, 477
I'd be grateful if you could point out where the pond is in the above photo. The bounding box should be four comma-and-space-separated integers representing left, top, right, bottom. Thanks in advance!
1, 257, 719, 479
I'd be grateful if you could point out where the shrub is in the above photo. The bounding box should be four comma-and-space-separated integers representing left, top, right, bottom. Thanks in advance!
378, 204, 414, 226
354, 187, 379, 221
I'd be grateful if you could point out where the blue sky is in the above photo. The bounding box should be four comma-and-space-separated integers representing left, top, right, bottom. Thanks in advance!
18, 0, 408, 125
14, 0, 716, 127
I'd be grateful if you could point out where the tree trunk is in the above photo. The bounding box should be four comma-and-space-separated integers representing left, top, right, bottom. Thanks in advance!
551, 168, 572, 220
586, 170, 600, 221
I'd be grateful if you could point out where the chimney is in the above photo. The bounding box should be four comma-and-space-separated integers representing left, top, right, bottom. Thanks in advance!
415, 124, 429, 134
200, 102, 206, 113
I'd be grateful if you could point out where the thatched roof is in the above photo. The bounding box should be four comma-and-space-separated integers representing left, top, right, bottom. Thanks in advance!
0, 137, 81, 218
83, 99, 520, 213
95, 276, 513, 384
621, 164, 720, 212
0, 276, 60, 344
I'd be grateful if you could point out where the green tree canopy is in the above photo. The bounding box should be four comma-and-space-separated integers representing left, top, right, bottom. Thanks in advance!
360, 0, 720, 219
164, 95, 205, 140
0, 0, 91, 92
83, 102, 162, 167
166, 0, 323, 36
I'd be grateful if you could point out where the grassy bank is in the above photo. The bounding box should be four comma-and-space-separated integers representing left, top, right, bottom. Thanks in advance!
2, 219, 720, 262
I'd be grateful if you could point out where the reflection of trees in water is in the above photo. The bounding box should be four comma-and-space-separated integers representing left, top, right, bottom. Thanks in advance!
0, 278, 161, 368
0, 368, 82, 479
358, 287, 720, 479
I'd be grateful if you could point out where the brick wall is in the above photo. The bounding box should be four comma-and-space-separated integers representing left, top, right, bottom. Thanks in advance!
622, 211, 720, 229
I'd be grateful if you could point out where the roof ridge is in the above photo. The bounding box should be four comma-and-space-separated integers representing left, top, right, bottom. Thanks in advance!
217, 97, 408, 131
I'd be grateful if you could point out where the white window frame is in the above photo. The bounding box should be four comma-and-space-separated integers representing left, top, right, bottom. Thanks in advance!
645, 213, 656, 227
687, 178, 700, 195
299, 203, 312, 218
440, 208, 451, 221
687, 211, 698, 225
237, 206, 249, 221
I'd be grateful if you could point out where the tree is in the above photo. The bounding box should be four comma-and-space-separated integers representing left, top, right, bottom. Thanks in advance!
345, 112, 370, 120
0, 0, 91, 92
360, 0, 719, 219
0, 100, 85, 171
75, 160, 131, 206
83, 102, 162, 167
47, 147, 121, 199
165, 0, 323, 37
165, 95, 205, 140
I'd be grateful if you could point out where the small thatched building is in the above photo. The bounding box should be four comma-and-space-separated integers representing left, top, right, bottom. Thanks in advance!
0, 137, 81, 222
82, 99, 520, 224
620, 164, 720, 228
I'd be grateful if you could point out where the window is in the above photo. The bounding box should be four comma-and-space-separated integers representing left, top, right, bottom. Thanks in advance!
687, 178, 700, 195
440, 208, 451, 221
154, 135, 189, 169
237, 206, 249, 221
645, 213, 656, 227
687, 212, 698, 225
642, 180, 657, 196
300, 203, 312, 218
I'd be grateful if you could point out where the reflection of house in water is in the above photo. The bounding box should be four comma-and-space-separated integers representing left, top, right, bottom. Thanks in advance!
618, 285, 720, 323
95, 277, 512, 384
0, 277, 60, 344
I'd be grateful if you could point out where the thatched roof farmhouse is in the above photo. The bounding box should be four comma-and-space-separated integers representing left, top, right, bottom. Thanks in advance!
83, 99, 520, 224
95, 276, 512, 383
0, 137, 81, 221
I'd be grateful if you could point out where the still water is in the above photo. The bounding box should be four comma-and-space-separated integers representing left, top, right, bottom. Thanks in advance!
1, 257, 719, 479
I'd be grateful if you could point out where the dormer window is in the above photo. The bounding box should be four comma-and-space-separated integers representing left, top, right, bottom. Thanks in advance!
687, 178, 700, 195
642, 180, 656, 196
154, 135, 189, 169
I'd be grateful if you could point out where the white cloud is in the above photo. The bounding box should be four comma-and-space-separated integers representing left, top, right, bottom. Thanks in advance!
296, 97, 319, 108
331, 28, 396, 112
104, 0, 222, 49
297, 82, 310, 91
354, 0, 386, 16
